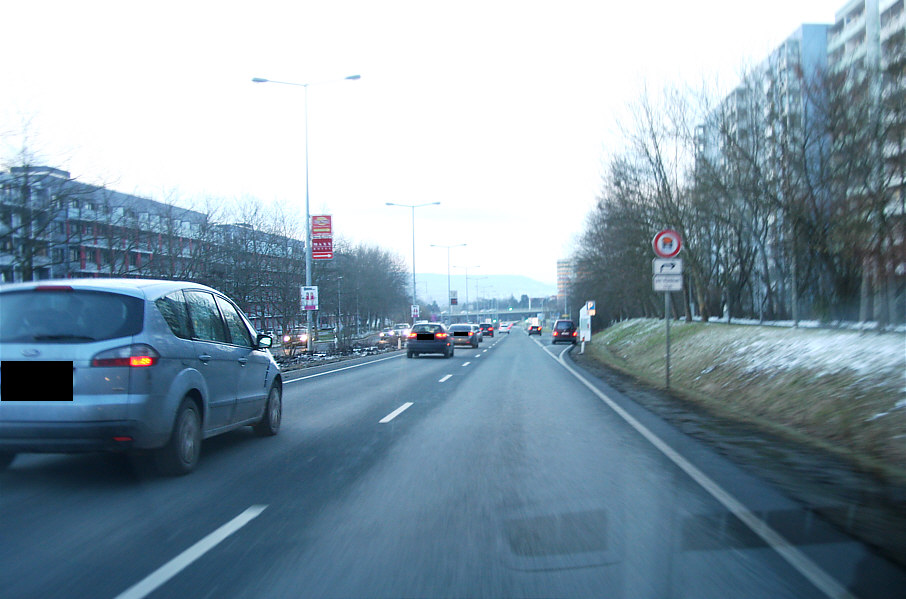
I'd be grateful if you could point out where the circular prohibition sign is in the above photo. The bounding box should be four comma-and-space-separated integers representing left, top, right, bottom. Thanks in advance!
652, 229, 682, 258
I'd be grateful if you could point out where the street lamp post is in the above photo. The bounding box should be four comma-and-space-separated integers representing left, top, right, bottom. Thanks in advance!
455, 264, 480, 321
252, 74, 360, 351
386, 202, 440, 321
431, 243, 466, 322
336, 274, 343, 339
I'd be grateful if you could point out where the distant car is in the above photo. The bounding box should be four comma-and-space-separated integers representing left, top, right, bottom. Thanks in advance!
499, 322, 511, 334
282, 327, 309, 349
0, 278, 282, 475
393, 323, 411, 338
448, 323, 480, 348
551, 319, 578, 344
406, 322, 453, 358
527, 318, 542, 335
479, 323, 494, 338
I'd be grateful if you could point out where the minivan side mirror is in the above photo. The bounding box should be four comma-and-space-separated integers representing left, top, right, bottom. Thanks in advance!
256, 333, 273, 349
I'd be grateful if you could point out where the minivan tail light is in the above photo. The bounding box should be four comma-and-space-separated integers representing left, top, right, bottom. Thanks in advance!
92, 344, 160, 367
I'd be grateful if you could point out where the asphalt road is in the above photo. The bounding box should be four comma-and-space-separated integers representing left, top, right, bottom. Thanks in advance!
1, 330, 904, 598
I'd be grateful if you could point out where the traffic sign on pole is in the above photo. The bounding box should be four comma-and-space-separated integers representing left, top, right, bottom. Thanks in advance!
653, 229, 682, 258
652, 258, 683, 275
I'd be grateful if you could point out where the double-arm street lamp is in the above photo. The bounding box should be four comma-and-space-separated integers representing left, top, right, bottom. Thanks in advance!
455, 264, 480, 320
252, 73, 360, 351
386, 202, 440, 320
430, 243, 466, 321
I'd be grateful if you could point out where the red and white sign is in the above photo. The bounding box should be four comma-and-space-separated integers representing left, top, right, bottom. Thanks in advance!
311, 215, 332, 237
311, 215, 333, 260
652, 229, 682, 258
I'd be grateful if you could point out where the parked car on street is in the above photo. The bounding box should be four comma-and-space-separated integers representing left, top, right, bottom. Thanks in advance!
448, 323, 480, 348
0, 278, 283, 475
551, 319, 578, 344
406, 322, 453, 358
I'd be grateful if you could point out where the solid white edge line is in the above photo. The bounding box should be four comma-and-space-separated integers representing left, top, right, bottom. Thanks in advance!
439, 374, 452, 383
543, 346, 857, 599
114, 505, 268, 599
379, 402, 414, 423
285, 353, 403, 384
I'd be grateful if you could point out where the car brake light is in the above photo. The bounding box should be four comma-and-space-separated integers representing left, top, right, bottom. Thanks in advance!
92, 344, 160, 367
553, 331, 558, 336
408, 332, 417, 339
436, 332, 448, 339
572, 331, 578, 336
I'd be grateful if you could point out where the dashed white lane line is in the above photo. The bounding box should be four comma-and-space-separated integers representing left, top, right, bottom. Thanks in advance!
379, 402, 414, 423
462, 362, 471, 367
439, 374, 452, 383
114, 505, 267, 599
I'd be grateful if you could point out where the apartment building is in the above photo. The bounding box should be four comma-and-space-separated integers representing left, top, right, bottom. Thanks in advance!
0, 165, 306, 329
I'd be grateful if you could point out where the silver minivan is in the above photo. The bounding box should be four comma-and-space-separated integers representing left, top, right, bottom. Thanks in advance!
0, 278, 282, 475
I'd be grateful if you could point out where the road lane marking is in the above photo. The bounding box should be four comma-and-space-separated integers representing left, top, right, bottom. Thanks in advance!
439, 374, 452, 383
285, 353, 403, 385
546, 347, 856, 599
462, 362, 471, 367
379, 402, 413, 423
114, 505, 267, 599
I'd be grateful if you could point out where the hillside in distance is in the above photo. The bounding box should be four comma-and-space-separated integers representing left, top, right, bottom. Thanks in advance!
414, 273, 556, 305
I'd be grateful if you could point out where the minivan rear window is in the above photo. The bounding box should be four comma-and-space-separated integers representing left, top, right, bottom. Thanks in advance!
0, 289, 144, 343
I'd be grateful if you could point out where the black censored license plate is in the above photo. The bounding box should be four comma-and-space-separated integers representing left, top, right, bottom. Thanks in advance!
0, 361, 74, 401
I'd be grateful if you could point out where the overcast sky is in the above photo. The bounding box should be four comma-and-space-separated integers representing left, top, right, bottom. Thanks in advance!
1, 1, 837, 285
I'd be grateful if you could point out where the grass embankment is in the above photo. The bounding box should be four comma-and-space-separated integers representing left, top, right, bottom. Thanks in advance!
585, 319, 906, 484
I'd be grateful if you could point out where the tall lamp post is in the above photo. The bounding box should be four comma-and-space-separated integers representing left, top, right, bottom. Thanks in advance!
252, 73, 360, 351
431, 243, 466, 322
386, 202, 440, 321
455, 264, 480, 321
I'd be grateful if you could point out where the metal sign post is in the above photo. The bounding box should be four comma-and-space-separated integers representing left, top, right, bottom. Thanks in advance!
652, 231, 683, 390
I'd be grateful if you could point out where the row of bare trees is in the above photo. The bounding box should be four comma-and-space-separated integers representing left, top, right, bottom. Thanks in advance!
572, 56, 906, 329
0, 163, 412, 334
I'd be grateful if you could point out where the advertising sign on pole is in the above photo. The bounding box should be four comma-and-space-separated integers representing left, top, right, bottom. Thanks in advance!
312, 215, 333, 260
411, 304, 420, 319
450, 290, 458, 306
302, 286, 319, 311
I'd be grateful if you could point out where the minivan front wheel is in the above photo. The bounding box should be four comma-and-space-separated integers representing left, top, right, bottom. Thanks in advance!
155, 399, 202, 476
254, 385, 282, 437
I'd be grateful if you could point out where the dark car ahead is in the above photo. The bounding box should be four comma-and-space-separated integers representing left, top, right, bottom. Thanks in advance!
479, 323, 494, 338
406, 322, 453, 358
551, 319, 578, 344
448, 323, 480, 348
0, 278, 283, 475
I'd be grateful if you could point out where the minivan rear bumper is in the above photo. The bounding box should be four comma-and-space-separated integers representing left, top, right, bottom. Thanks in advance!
0, 420, 161, 452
